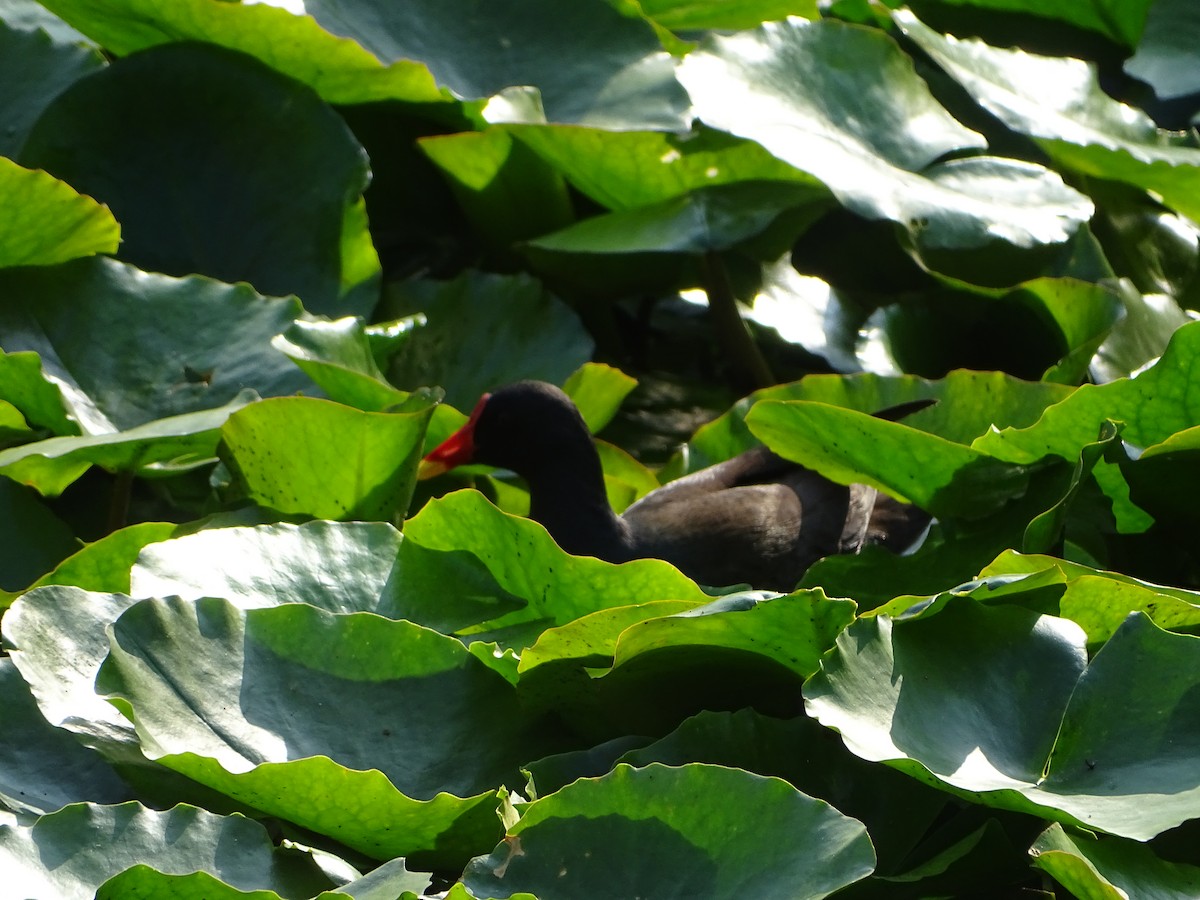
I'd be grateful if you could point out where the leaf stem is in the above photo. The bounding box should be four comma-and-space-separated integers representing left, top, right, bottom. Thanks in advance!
107, 469, 133, 534
699, 251, 774, 391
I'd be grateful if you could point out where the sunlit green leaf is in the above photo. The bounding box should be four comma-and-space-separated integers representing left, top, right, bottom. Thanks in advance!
304, 0, 689, 130
464, 764, 875, 899
897, 10, 1200, 225
0, 159, 117, 267
383, 271, 593, 410
0, 258, 309, 433
131, 520, 401, 615
389, 490, 707, 641
806, 602, 1200, 840
1031, 823, 1200, 899
0, 802, 335, 900
271, 317, 417, 413
0, 392, 258, 497
220, 396, 435, 522
98, 597, 546, 865
679, 18, 1092, 276
36, 0, 451, 106
0, 659, 131, 814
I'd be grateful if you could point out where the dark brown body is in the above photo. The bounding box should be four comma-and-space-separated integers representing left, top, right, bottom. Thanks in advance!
425, 381, 932, 591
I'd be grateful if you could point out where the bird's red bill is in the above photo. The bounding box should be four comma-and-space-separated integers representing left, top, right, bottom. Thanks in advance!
417, 393, 490, 480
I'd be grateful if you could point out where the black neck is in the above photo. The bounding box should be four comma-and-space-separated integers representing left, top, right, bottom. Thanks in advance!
524, 441, 633, 561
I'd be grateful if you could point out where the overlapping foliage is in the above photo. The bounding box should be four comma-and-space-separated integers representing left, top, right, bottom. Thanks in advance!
2, 0, 1200, 896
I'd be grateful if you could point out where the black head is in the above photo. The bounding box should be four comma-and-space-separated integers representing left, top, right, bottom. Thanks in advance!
420, 381, 595, 479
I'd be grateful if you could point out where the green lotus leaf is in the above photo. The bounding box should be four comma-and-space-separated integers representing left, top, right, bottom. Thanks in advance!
682, 369, 1071, 472
1091, 281, 1193, 383
272, 317, 424, 413
609, 589, 854, 680
806, 601, 1200, 840
131, 520, 401, 615
0, 350, 80, 437
20, 42, 379, 316
614, 708, 947, 875
4, 587, 143, 755
24, 522, 176, 597
527, 181, 830, 255
975, 320, 1200, 464
976, 551, 1200, 646
0, 258, 309, 434
97, 597, 552, 865
896, 10, 1200, 225
0, 391, 258, 497
746, 400, 1038, 517
640, 0, 817, 31
563, 363, 637, 434
0, 157, 117, 268
97, 858, 433, 900
304, 0, 689, 130
383, 271, 593, 411
464, 763, 875, 900
0, 802, 335, 900
679, 19, 1092, 269
219, 396, 436, 522
0, 658, 131, 815
508, 124, 819, 212
1030, 822, 1200, 899
389, 490, 708, 642
36, 0, 450, 106
419, 129, 574, 251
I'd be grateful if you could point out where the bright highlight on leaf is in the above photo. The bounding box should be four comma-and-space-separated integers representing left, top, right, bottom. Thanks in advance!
0, 158, 118, 267
4, 1, 1200, 896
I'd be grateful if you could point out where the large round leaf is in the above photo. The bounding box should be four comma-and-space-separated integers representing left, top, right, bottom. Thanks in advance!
0, 349, 79, 436
271, 317, 416, 413
0, 392, 257, 497
896, 10, 1200, 226
464, 763, 875, 900
614, 709, 947, 876
0, 802, 335, 900
527, 181, 830, 255
219, 396, 436, 522
304, 0, 689, 130
0, 20, 103, 158
390, 490, 708, 641
0, 257, 309, 434
96, 596, 554, 864
746, 399, 1037, 517
383, 271, 593, 411
508, 124, 819, 211
0, 658, 131, 815
28, 521, 178, 597
132, 521, 402, 615
4, 587, 143, 755
679, 18, 1092, 273
20, 41, 378, 316
36, 0, 450, 106
976, 320, 1200, 464
806, 600, 1200, 840
0, 159, 117, 267
1031, 823, 1200, 899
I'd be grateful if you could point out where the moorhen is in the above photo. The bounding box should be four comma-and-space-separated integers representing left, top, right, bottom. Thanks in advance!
418, 381, 932, 590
